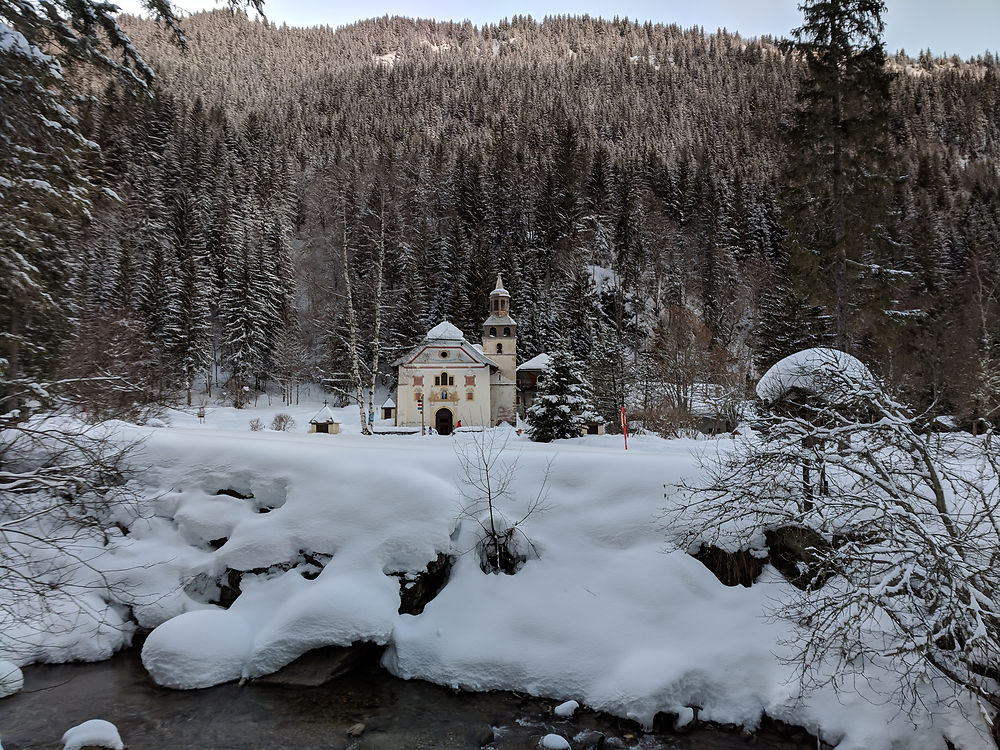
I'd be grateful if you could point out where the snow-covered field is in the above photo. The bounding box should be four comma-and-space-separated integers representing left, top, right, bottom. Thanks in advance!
0, 401, 989, 749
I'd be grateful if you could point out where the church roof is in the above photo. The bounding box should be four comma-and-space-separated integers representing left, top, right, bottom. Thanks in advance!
490, 273, 510, 297
392, 320, 501, 369
309, 404, 339, 424
425, 320, 466, 341
483, 313, 517, 326
382, 396, 396, 408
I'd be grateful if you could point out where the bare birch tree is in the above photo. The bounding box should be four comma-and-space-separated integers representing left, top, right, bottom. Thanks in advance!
335, 197, 371, 434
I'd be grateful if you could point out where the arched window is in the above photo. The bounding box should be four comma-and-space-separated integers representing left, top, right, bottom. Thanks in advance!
496, 343, 503, 354
489, 327, 497, 337
503, 327, 511, 337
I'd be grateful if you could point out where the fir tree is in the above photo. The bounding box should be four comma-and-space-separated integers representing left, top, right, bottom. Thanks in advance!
526, 344, 600, 442
782, 0, 895, 350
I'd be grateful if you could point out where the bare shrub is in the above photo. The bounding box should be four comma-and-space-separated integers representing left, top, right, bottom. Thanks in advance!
455, 429, 550, 574
270, 413, 296, 432
248, 418, 264, 432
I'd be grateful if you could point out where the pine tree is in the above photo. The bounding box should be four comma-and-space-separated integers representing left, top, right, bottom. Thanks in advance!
782, 0, 895, 350
526, 344, 600, 442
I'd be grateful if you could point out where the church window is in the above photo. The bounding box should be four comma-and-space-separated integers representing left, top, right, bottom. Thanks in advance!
496, 343, 503, 354
436, 372, 453, 386
503, 327, 511, 336
489, 327, 496, 337
440, 350, 449, 358
434, 375, 440, 386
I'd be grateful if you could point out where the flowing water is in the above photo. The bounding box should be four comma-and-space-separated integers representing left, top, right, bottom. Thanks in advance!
2, 648, 818, 750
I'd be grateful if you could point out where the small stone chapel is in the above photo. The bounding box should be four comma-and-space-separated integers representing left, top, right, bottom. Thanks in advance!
392, 275, 517, 434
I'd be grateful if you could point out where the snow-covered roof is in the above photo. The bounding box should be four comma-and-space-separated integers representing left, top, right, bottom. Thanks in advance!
517, 353, 551, 372
756, 348, 875, 404
425, 320, 466, 341
308, 404, 339, 424
392, 321, 501, 369
484, 313, 517, 326
490, 273, 510, 297
382, 397, 396, 408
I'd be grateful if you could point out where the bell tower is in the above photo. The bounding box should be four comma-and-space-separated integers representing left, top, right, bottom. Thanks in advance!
482, 273, 517, 387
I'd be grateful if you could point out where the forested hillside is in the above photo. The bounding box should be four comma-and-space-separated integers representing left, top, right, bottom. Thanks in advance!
56, 12, 1000, 426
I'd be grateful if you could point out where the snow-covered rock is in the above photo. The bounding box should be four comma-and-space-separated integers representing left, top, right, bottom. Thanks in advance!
540, 733, 571, 749
553, 699, 579, 717
756, 347, 875, 404
141, 609, 253, 689
0, 661, 23, 697
60, 719, 123, 750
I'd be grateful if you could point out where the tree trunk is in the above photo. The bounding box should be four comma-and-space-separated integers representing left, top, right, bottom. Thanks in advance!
339, 203, 370, 434
366, 189, 387, 433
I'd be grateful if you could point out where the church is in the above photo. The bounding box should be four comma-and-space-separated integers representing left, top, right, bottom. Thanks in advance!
392, 275, 517, 434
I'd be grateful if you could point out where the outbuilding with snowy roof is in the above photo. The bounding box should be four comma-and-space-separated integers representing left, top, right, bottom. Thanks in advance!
308, 402, 341, 434
516, 352, 551, 416
391, 275, 517, 434
381, 396, 396, 421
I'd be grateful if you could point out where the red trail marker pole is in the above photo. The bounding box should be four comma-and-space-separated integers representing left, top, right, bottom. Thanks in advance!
621, 406, 628, 451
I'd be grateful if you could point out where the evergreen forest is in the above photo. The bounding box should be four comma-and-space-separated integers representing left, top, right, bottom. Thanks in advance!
5, 8, 1000, 430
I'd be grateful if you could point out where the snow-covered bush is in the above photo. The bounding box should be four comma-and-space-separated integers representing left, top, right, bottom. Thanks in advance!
668, 349, 1000, 728
270, 413, 295, 432
248, 418, 264, 431
0, 413, 139, 663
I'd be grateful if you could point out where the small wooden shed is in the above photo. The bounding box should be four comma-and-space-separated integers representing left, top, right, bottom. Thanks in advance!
381, 396, 396, 421
308, 402, 341, 434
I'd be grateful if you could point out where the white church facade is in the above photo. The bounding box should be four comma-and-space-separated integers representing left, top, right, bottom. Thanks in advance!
392, 275, 517, 434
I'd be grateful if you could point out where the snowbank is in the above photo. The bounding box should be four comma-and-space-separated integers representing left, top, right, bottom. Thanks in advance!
3, 401, 991, 749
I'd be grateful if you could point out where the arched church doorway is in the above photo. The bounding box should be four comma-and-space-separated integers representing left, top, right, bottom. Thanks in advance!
435, 408, 454, 436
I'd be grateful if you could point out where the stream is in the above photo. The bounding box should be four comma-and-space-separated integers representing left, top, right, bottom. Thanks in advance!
2, 647, 820, 749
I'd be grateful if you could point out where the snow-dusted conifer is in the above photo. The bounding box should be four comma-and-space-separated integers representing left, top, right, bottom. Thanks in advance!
527, 344, 600, 442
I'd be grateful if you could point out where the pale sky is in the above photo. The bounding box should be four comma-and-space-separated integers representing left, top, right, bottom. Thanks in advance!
121, 0, 998, 59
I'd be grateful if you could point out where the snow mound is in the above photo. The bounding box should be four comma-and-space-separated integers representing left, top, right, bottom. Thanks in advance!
425, 320, 466, 341
554, 699, 579, 717
0, 661, 23, 697
541, 733, 571, 749
60, 719, 123, 750
756, 348, 875, 404
141, 609, 252, 689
